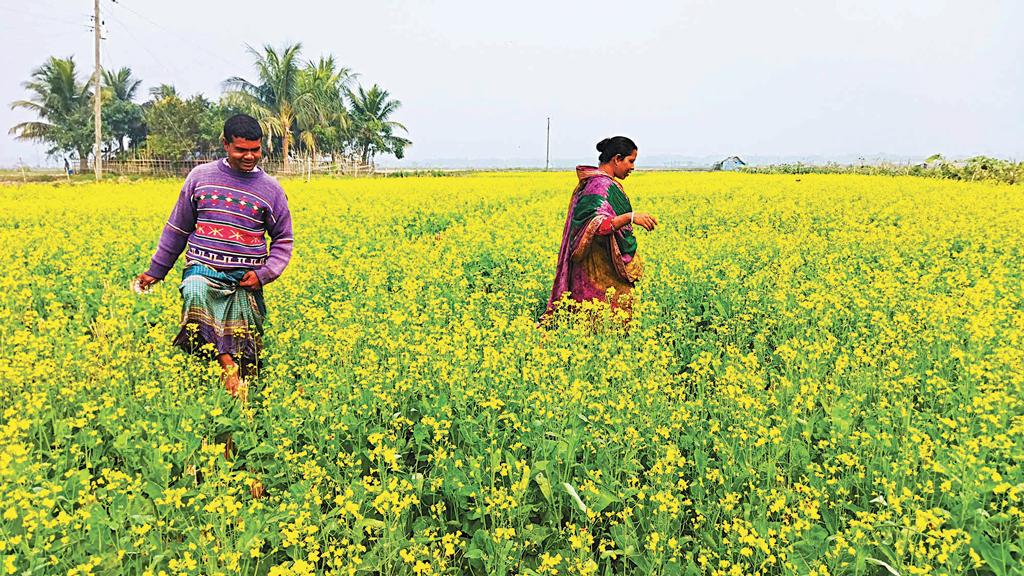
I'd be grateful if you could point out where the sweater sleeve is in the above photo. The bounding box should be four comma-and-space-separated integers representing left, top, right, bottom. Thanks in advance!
146, 175, 197, 279
253, 186, 294, 286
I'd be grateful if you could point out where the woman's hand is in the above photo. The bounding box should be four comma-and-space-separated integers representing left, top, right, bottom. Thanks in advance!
632, 212, 658, 231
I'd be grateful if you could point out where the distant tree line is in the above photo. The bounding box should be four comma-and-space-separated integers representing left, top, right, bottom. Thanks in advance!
9, 43, 410, 172
741, 155, 1023, 186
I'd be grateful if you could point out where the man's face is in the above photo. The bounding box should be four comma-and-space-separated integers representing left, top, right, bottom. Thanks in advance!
223, 137, 262, 172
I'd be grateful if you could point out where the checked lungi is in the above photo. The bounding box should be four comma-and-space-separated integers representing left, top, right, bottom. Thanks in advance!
173, 262, 267, 363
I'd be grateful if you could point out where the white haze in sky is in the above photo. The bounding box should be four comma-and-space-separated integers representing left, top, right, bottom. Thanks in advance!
1, 0, 1021, 167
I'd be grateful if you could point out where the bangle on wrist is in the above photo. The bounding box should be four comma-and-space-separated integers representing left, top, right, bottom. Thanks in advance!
630, 212, 635, 226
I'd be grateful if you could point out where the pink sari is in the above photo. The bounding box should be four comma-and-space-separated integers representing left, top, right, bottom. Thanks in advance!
543, 166, 643, 319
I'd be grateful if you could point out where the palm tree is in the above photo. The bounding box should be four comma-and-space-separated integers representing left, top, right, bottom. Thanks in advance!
347, 84, 411, 165
102, 67, 145, 154
298, 55, 356, 161
102, 67, 142, 102
9, 56, 94, 172
224, 43, 330, 171
149, 84, 179, 101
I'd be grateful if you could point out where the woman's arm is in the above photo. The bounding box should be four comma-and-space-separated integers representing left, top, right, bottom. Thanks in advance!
596, 212, 658, 234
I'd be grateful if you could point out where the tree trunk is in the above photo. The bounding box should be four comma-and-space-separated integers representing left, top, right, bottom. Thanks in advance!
78, 150, 89, 173
281, 111, 291, 172
282, 133, 290, 172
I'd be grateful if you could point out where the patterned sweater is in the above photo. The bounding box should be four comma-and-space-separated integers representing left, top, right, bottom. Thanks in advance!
146, 160, 293, 285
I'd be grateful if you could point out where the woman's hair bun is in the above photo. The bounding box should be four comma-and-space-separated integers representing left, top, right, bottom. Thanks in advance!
596, 136, 637, 164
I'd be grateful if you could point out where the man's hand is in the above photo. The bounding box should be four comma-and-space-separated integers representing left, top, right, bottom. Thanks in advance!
239, 271, 262, 291
632, 212, 659, 231
135, 273, 160, 292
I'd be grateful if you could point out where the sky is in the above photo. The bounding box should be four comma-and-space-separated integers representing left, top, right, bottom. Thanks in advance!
1, 0, 1021, 168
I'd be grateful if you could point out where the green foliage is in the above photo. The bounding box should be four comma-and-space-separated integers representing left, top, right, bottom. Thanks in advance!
102, 98, 145, 156
13, 49, 411, 168
102, 67, 142, 102
744, 156, 1024, 185
148, 83, 180, 101
298, 55, 356, 158
1, 173, 1021, 574
224, 44, 410, 168
223, 43, 330, 169
348, 84, 411, 164
383, 169, 463, 178
143, 94, 225, 160
8, 56, 95, 171
101, 67, 146, 156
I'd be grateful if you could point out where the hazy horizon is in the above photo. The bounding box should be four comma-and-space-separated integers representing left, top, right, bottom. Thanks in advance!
2, 0, 1021, 169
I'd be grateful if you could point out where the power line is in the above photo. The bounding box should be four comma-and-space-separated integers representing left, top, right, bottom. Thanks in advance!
25, 0, 72, 13
101, 0, 184, 80
0, 5, 89, 27
0, 25, 88, 40
105, 0, 237, 69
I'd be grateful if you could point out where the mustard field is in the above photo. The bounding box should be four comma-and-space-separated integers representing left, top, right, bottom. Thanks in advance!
1, 172, 1022, 575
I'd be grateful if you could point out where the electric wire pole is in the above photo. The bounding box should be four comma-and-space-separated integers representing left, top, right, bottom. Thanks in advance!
93, 0, 102, 180
545, 117, 550, 171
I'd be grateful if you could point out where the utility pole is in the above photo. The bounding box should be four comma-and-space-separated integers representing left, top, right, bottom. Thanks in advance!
93, 0, 102, 180
545, 117, 550, 171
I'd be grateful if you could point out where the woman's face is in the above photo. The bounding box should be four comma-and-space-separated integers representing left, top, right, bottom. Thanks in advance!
612, 150, 637, 179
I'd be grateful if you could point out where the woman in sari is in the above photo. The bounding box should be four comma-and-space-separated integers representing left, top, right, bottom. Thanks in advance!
544, 136, 658, 320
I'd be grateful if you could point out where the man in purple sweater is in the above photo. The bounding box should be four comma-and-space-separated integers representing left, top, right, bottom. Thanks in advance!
136, 114, 293, 397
